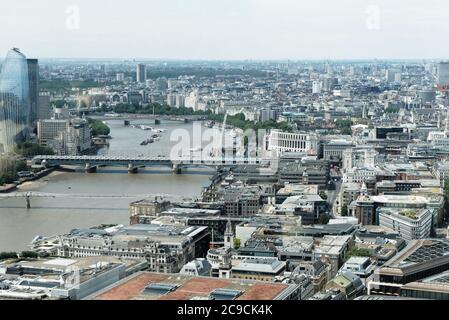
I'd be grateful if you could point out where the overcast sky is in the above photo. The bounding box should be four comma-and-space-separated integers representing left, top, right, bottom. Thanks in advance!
1, 0, 449, 60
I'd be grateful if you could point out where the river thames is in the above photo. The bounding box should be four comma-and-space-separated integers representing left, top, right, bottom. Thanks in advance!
0, 120, 216, 251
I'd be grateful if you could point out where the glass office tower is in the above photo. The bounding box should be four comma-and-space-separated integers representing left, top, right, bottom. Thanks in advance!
0, 48, 31, 154
27, 58, 39, 125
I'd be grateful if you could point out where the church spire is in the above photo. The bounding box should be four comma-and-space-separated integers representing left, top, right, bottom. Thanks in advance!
361, 182, 368, 196
224, 215, 234, 249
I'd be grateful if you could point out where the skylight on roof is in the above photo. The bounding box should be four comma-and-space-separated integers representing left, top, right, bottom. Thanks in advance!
144, 283, 179, 295
209, 288, 244, 300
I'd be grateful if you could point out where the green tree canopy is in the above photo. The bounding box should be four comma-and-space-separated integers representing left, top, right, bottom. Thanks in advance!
0, 171, 17, 185
15, 142, 55, 157
346, 248, 371, 259
15, 160, 28, 172
0, 252, 18, 260
20, 251, 39, 259
233, 238, 241, 250
341, 205, 348, 216
335, 119, 353, 135
87, 118, 110, 136
318, 213, 330, 225
319, 191, 328, 200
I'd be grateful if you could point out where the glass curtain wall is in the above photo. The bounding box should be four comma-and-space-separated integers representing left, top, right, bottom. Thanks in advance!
0, 48, 31, 154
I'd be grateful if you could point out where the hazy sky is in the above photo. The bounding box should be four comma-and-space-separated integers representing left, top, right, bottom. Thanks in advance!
1, 0, 449, 60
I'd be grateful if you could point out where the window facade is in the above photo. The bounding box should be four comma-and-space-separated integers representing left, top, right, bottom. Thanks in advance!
0, 48, 30, 154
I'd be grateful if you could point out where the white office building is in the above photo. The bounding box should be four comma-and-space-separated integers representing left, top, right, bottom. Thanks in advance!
166, 93, 176, 107
312, 81, 322, 94
343, 166, 378, 183
267, 130, 318, 154
378, 208, 433, 242
342, 148, 377, 171
323, 140, 353, 161
434, 161, 449, 187
37, 118, 91, 155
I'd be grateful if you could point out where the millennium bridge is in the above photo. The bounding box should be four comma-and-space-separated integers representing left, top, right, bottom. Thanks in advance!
31, 155, 270, 173
0, 192, 182, 209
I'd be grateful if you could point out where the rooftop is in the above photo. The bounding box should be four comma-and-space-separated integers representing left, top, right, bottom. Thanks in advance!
313, 235, 352, 256
277, 236, 314, 253
91, 272, 296, 300
344, 256, 371, 265
379, 208, 431, 221
161, 208, 221, 216
232, 258, 285, 274
379, 239, 449, 275
67, 224, 207, 240
372, 194, 429, 205
401, 270, 449, 294
0, 256, 144, 299
296, 224, 356, 237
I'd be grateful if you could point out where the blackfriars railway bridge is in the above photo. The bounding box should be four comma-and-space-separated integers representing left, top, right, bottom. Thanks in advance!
31, 155, 271, 174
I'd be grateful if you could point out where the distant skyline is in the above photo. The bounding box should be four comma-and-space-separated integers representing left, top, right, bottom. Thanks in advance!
2, 0, 449, 60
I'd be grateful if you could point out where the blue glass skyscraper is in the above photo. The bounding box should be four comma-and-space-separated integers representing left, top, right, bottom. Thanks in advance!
0, 48, 31, 154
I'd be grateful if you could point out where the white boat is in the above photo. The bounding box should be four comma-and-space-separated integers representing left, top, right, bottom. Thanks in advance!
105, 113, 120, 117
140, 125, 153, 130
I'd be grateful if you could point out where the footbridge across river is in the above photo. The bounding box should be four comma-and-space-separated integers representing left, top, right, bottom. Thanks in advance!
0, 192, 182, 209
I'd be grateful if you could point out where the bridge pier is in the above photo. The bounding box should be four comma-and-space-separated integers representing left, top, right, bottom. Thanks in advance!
128, 163, 139, 174
85, 163, 97, 173
172, 164, 182, 174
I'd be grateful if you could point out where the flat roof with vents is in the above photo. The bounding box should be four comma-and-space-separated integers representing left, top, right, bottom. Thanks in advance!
209, 288, 243, 300
92, 272, 297, 300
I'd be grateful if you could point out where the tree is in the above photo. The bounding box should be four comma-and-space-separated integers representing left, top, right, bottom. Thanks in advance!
15, 142, 55, 157
87, 118, 110, 136
0, 171, 18, 185
335, 119, 353, 135
80, 100, 88, 109
20, 251, 38, 259
346, 248, 371, 259
233, 238, 241, 250
0, 252, 18, 260
341, 205, 348, 217
319, 191, 328, 200
318, 213, 330, 225
385, 105, 400, 113
15, 160, 28, 172
52, 99, 66, 108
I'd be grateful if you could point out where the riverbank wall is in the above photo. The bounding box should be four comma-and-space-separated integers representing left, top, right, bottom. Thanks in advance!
0, 167, 57, 193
